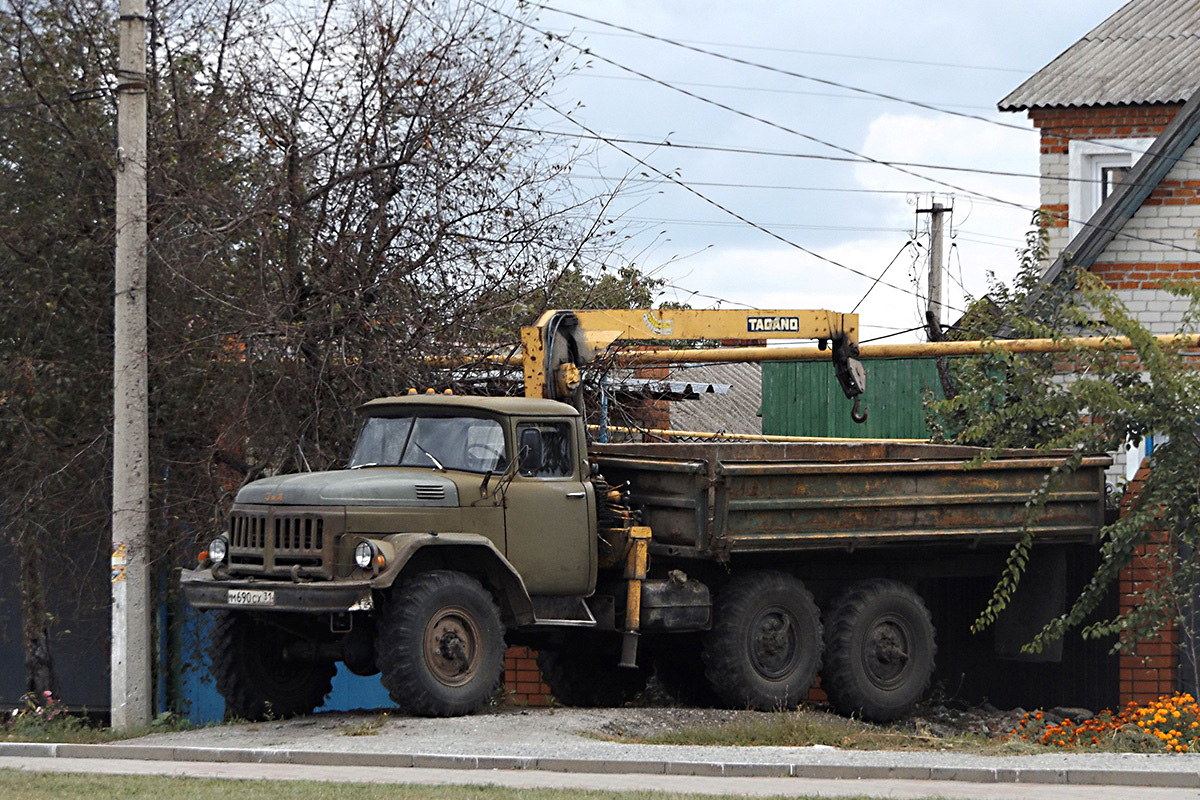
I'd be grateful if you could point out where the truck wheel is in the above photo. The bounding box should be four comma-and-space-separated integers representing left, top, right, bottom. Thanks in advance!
536, 644, 649, 707
210, 611, 334, 721
702, 571, 822, 710
375, 571, 505, 717
820, 579, 936, 722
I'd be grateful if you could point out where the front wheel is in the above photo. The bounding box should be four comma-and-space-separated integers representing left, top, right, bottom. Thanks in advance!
376, 571, 505, 717
820, 579, 936, 722
209, 611, 335, 721
702, 571, 822, 710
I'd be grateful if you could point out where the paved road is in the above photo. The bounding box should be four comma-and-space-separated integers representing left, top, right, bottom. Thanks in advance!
3, 756, 1198, 799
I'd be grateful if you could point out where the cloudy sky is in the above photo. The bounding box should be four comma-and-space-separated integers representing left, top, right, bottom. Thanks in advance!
514, 0, 1130, 342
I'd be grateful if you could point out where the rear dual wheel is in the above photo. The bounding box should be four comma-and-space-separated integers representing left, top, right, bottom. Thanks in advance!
820, 579, 936, 722
702, 571, 822, 710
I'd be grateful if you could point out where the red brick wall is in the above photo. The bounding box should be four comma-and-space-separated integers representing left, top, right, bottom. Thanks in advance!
1029, 103, 1183, 231
634, 363, 671, 438
1089, 262, 1200, 290
1030, 104, 1183, 155
503, 646, 552, 706
1117, 464, 1179, 704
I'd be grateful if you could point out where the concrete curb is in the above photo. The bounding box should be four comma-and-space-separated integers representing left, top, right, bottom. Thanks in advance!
2, 742, 1199, 788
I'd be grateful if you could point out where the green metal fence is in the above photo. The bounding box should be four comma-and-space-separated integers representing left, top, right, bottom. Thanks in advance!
762, 357, 941, 439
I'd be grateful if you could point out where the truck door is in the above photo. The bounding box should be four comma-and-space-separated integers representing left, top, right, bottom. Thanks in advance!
502, 420, 596, 595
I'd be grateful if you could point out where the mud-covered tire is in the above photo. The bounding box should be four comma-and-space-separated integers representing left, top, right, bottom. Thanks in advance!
376, 571, 505, 717
820, 579, 936, 722
209, 611, 335, 721
701, 571, 822, 710
537, 644, 649, 707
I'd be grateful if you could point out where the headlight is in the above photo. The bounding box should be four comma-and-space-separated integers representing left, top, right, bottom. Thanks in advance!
208, 537, 228, 564
354, 540, 376, 569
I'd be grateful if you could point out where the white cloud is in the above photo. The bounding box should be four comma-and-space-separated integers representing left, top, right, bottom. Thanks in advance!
654, 111, 1043, 342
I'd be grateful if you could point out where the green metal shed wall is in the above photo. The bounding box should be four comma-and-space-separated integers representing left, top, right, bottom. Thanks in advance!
762, 358, 940, 439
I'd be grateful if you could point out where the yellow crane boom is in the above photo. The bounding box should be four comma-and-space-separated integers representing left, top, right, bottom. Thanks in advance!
521, 309, 868, 421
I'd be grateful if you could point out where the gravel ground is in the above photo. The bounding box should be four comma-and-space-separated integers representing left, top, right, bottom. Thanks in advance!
119, 704, 1200, 776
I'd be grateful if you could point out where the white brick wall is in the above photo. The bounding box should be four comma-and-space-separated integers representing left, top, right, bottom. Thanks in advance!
1091, 137, 1200, 264
1040, 151, 1069, 208
1107, 289, 1192, 332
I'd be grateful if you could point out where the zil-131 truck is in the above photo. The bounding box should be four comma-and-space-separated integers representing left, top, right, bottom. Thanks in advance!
181, 309, 1109, 721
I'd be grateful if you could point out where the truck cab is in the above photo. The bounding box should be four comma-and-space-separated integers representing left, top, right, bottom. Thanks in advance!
181, 394, 600, 719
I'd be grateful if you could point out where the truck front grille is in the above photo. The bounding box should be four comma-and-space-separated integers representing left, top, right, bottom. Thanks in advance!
226, 507, 341, 579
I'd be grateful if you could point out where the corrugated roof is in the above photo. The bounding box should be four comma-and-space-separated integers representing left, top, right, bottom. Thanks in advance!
668, 362, 762, 436
999, 0, 1200, 111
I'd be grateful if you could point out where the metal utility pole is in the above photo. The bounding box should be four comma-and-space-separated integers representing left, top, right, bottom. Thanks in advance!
926, 201, 946, 337
112, 0, 151, 730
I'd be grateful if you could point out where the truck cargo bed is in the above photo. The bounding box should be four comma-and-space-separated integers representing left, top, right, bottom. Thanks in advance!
589, 441, 1110, 558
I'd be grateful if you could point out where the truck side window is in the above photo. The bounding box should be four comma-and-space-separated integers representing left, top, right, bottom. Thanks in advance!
516, 422, 573, 478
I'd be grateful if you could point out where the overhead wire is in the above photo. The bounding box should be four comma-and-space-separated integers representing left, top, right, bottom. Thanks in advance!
567, 72, 1000, 111
852, 240, 917, 313
543, 27, 1031, 74
539, 98, 965, 314
530, 3, 1200, 168
401, 2, 964, 313
480, 4, 1200, 258
510, 126, 1175, 189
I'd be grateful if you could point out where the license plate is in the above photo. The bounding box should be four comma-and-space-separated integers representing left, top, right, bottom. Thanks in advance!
227, 589, 275, 606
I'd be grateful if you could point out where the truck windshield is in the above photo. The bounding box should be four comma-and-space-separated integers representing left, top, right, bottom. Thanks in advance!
348, 414, 508, 474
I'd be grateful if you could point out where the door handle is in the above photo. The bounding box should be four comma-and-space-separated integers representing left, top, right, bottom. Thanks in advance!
566, 491, 585, 498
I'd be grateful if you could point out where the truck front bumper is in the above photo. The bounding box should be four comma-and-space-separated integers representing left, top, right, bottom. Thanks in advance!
180, 568, 374, 613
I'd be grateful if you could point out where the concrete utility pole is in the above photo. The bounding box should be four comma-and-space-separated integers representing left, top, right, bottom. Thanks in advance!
112, 0, 151, 730
927, 201, 946, 336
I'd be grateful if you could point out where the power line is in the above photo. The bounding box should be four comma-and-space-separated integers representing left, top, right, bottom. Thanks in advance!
853, 241, 918, 313
539, 99, 963, 313
659, 282, 758, 309
533, 5, 1041, 135
544, 27, 1031, 75
575, 174, 921, 194
532, 4, 1200, 169
514, 126, 1050, 181
624, 217, 915, 234
862, 325, 930, 343
520, 126, 1186, 191
567, 72, 999, 111
484, 8, 1200, 258
232, 87, 1146, 191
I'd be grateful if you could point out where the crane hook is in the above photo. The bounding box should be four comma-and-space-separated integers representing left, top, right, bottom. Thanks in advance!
851, 396, 868, 424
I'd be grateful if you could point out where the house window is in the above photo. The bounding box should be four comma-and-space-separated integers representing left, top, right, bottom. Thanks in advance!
1067, 138, 1153, 239
1100, 165, 1130, 203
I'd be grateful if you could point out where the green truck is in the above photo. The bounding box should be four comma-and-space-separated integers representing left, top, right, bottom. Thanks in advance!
181, 392, 1110, 722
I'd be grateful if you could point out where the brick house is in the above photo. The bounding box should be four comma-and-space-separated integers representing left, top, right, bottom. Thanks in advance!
999, 0, 1200, 704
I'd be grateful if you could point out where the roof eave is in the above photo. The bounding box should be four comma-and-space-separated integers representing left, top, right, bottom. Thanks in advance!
1040, 83, 1200, 288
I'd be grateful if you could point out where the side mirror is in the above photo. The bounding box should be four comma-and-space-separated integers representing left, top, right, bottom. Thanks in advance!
518, 428, 543, 476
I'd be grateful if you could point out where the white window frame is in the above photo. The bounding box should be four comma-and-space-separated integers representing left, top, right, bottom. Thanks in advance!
1067, 137, 1154, 239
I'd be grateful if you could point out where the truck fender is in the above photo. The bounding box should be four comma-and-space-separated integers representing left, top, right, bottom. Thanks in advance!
370, 532, 535, 626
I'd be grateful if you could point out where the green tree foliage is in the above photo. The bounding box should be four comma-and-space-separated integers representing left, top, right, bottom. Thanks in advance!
0, 0, 656, 695
927, 225, 1200, 661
